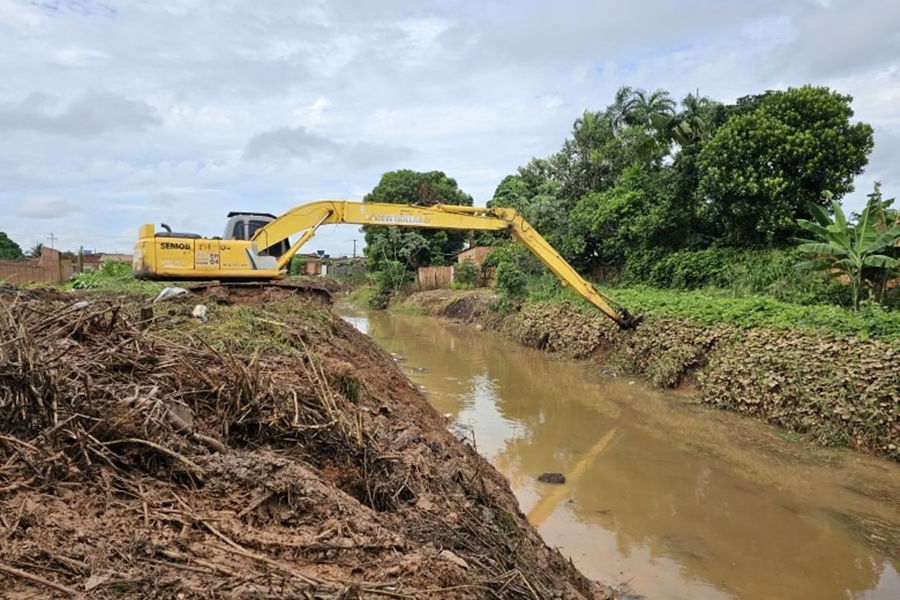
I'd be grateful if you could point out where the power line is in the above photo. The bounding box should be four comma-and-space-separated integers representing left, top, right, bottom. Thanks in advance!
47, 233, 58, 249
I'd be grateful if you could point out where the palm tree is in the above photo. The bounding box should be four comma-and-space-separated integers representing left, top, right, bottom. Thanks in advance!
629, 88, 676, 133
605, 86, 637, 134
573, 110, 605, 149
669, 92, 717, 147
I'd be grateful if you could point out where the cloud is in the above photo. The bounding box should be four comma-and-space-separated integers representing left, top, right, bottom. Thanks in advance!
344, 142, 415, 169
0, 0, 897, 258
0, 90, 160, 137
243, 126, 340, 160
16, 196, 82, 219
776, 0, 900, 79
243, 126, 414, 168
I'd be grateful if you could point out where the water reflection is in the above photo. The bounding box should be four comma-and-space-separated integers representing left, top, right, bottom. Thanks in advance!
340, 307, 900, 600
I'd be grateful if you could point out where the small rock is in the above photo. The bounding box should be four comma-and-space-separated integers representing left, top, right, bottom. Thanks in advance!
71, 300, 90, 310
192, 304, 209, 322
537, 472, 566, 485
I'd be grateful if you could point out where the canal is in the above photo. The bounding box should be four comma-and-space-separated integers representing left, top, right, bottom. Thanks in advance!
339, 306, 900, 600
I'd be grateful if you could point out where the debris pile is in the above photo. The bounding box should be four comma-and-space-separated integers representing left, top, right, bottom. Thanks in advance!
0, 288, 609, 599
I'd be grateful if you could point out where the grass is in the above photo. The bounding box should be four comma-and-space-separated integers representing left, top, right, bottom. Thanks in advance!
608, 286, 900, 339
518, 274, 900, 339
65, 261, 166, 295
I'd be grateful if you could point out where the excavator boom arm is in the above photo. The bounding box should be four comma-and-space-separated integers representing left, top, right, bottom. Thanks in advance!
134, 200, 640, 328
248, 201, 639, 328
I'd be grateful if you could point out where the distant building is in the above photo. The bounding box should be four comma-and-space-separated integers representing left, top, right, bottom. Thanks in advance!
456, 246, 492, 266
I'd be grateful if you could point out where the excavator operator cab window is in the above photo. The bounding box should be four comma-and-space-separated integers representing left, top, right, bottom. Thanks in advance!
248, 219, 290, 258
223, 213, 290, 258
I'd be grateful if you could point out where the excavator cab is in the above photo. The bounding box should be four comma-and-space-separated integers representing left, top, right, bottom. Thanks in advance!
224, 212, 290, 258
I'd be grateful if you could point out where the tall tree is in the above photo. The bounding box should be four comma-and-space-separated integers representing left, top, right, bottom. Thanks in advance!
362, 170, 473, 272
607, 86, 637, 134
628, 88, 676, 134
669, 92, 720, 148
697, 85, 874, 247
0, 232, 24, 260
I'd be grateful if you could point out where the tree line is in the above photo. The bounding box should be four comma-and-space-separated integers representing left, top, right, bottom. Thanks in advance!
363, 84, 900, 310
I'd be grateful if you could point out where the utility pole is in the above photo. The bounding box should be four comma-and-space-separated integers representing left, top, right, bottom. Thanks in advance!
352, 239, 357, 258
47, 233, 58, 249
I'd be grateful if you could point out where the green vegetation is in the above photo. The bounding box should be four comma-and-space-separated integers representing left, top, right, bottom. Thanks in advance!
67, 260, 164, 294
289, 254, 307, 276
362, 169, 474, 308
796, 185, 900, 310
610, 287, 900, 339
352, 83, 895, 339
452, 258, 479, 289
486, 85, 874, 272
0, 232, 24, 260
696, 87, 873, 247
363, 169, 473, 272
368, 259, 413, 309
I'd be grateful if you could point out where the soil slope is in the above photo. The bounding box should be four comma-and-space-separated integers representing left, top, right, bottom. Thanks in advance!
0, 286, 610, 599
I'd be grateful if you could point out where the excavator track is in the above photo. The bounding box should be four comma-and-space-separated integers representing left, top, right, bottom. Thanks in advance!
187, 280, 335, 307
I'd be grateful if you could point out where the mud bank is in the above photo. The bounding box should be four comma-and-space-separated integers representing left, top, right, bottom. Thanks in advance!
403, 290, 900, 462
0, 286, 610, 599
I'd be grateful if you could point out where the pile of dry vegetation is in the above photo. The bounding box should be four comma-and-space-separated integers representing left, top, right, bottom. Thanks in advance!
0, 286, 610, 599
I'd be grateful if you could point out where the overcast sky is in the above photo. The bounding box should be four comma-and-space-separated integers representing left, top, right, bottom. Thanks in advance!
1, 0, 898, 256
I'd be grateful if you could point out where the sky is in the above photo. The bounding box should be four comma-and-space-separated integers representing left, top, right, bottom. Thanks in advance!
1, 0, 898, 257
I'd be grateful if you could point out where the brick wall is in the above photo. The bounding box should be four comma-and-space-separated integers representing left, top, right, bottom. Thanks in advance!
0, 248, 74, 285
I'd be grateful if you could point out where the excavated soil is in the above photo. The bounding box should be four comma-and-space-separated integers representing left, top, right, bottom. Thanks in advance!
0, 286, 611, 599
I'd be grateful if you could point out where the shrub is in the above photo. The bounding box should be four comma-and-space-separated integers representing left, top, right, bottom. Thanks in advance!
453, 258, 480, 288
68, 260, 135, 290
370, 260, 413, 308
623, 247, 850, 306
494, 262, 528, 300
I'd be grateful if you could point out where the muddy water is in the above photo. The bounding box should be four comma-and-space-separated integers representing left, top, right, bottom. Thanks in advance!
339, 307, 900, 600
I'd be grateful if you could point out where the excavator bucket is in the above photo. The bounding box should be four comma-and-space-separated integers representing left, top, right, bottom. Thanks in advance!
617, 308, 643, 330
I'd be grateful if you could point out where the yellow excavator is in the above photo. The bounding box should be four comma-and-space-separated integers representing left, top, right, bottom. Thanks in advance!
133, 200, 642, 329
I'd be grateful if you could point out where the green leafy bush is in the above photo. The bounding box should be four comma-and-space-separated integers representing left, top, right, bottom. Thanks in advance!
624, 247, 850, 306
494, 262, 528, 300
370, 260, 413, 308
481, 243, 545, 278
609, 285, 900, 339
453, 258, 480, 288
66, 260, 161, 293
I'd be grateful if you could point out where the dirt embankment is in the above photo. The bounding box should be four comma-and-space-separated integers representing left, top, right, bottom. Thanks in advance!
0, 286, 611, 599
404, 289, 900, 462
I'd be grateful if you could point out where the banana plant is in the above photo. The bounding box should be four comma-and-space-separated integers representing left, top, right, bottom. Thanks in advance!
796, 190, 900, 309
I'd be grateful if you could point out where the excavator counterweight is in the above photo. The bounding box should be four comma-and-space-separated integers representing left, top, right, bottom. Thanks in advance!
134, 200, 642, 329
